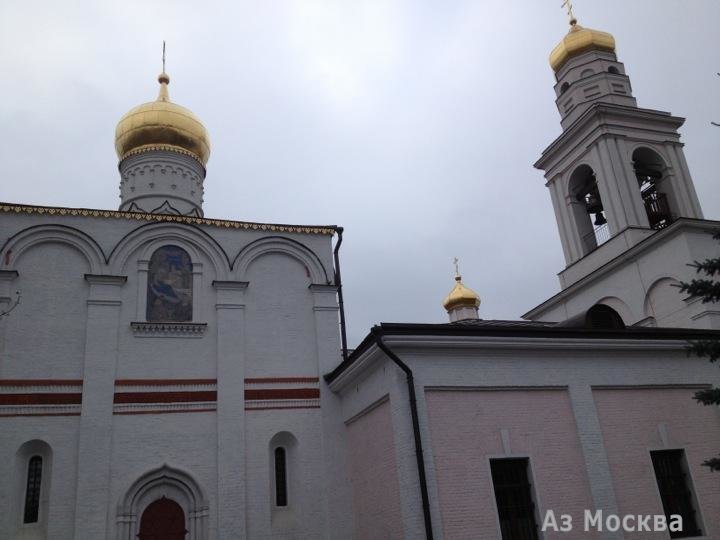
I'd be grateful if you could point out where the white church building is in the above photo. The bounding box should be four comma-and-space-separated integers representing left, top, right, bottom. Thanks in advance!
1, 14, 719, 540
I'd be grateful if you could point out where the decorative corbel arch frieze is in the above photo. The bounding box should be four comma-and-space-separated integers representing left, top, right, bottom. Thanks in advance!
116, 463, 209, 540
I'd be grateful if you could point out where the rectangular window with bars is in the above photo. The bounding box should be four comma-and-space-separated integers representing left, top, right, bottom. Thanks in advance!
490, 458, 539, 540
650, 449, 702, 538
23, 456, 42, 524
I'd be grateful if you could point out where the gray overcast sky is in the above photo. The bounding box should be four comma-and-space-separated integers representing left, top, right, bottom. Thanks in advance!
1, 0, 718, 346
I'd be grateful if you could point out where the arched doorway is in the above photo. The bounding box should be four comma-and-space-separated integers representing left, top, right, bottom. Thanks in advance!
116, 464, 208, 540
138, 497, 187, 540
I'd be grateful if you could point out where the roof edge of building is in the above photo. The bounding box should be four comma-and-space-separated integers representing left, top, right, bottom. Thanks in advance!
0, 202, 339, 236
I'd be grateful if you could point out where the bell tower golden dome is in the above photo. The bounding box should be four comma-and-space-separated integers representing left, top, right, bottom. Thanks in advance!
549, 21, 616, 73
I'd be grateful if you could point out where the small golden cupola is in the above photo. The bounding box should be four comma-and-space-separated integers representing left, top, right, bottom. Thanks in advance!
443, 259, 481, 322
549, 17, 615, 73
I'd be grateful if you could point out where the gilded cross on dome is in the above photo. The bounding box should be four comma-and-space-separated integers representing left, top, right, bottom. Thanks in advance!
561, 0, 577, 25
453, 257, 461, 280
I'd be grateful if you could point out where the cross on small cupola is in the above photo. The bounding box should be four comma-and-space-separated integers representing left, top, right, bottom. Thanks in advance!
442, 258, 481, 323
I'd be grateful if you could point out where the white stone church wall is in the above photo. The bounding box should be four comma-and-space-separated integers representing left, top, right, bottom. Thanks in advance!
0, 210, 348, 539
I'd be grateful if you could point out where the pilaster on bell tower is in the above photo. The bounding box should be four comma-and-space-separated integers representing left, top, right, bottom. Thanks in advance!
536, 7, 703, 273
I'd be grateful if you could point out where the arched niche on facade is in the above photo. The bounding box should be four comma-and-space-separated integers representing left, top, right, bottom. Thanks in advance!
109, 223, 230, 322
13, 440, 53, 537
1, 224, 105, 274
644, 277, 687, 327
1, 226, 98, 377
108, 222, 230, 280
568, 164, 607, 255
232, 236, 329, 285
116, 464, 209, 540
146, 245, 194, 322
632, 147, 676, 229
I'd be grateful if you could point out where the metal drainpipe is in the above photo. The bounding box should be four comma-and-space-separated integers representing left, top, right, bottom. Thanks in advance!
372, 327, 434, 540
333, 227, 349, 363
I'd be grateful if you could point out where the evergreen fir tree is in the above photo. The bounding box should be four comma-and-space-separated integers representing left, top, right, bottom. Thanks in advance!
679, 232, 720, 471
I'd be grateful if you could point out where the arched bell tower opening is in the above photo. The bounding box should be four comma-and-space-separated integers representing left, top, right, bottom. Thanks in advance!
632, 147, 674, 230
568, 165, 608, 255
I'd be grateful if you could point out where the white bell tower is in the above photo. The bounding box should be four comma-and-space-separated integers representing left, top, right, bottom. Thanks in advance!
524, 12, 719, 329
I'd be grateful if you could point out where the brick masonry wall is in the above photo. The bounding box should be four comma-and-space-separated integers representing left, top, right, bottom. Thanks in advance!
594, 387, 720, 539
425, 388, 598, 540
346, 399, 404, 540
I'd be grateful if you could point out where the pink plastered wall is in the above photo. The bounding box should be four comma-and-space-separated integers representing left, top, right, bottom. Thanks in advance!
426, 389, 597, 540
346, 398, 403, 539
593, 387, 720, 539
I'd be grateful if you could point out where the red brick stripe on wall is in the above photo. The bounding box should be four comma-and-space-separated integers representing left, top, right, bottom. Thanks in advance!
244, 377, 319, 384
115, 379, 217, 386
0, 393, 83, 405
0, 412, 81, 417
114, 408, 217, 415
244, 388, 320, 400
113, 391, 217, 404
245, 405, 321, 411
0, 380, 82, 387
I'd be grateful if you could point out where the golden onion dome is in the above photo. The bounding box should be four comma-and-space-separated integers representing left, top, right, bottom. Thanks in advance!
443, 275, 481, 312
549, 21, 616, 73
115, 72, 210, 166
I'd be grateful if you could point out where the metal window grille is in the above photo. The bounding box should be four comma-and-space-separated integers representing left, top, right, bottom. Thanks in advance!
642, 190, 673, 230
651, 450, 701, 538
490, 458, 539, 540
275, 447, 288, 507
23, 456, 42, 524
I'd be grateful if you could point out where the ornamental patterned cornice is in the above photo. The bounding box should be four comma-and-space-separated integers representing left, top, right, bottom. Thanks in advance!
0, 203, 337, 235
130, 321, 208, 337
120, 144, 204, 167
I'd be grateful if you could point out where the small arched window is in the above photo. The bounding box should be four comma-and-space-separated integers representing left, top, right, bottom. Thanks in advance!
274, 447, 288, 507
560, 82, 570, 95
23, 456, 42, 524
147, 245, 193, 322
580, 68, 595, 77
608, 66, 619, 74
